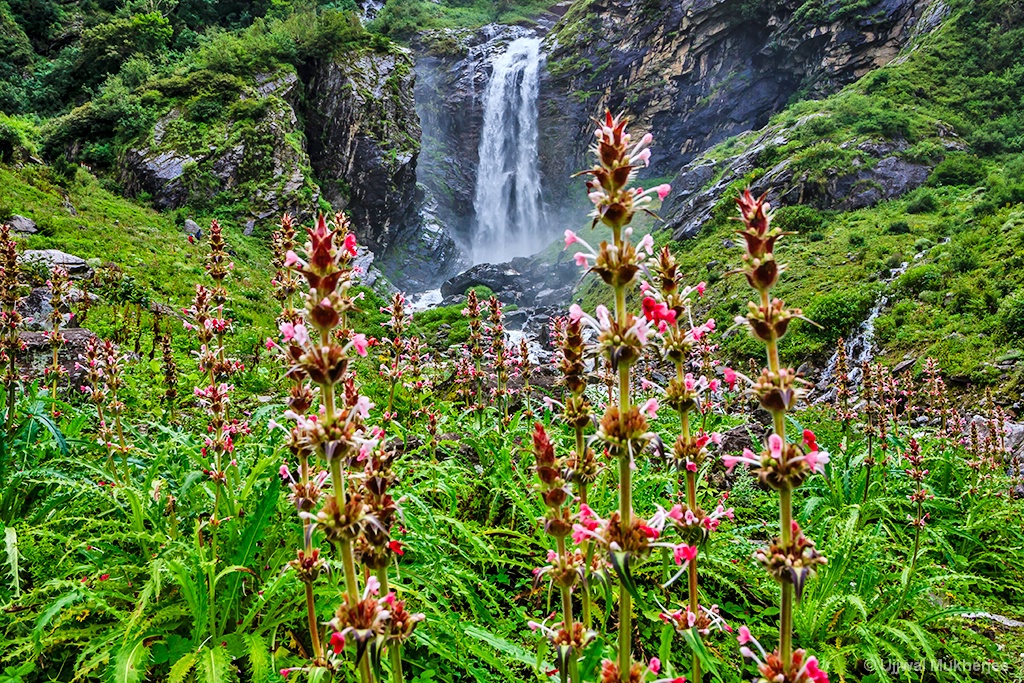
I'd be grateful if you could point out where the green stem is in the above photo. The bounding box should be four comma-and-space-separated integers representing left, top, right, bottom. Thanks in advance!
376, 568, 404, 683
556, 536, 580, 683
779, 485, 793, 669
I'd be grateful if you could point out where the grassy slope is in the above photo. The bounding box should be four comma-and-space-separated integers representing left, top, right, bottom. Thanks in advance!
0, 164, 279, 333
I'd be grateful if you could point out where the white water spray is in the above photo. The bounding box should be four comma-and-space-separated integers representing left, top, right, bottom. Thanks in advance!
472, 37, 544, 263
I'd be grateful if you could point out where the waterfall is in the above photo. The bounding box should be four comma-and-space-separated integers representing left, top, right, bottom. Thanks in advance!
472, 37, 544, 264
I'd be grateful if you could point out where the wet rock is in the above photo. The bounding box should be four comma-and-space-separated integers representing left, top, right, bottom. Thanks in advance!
303, 49, 420, 256
19, 250, 92, 279
440, 251, 579, 308
16, 286, 92, 331
17, 328, 100, 388
9, 214, 37, 234
442, 263, 523, 297
893, 358, 917, 374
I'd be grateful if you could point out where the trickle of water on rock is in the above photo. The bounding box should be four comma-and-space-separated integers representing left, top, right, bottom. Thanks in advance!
815, 261, 909, 402
472, 37, 545, 264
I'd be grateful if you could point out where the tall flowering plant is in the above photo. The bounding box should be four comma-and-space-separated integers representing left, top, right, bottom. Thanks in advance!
544, 112, 728, 683
722, 190, 829, 683
271, 213, 421, 682
0, 223, 23, 433
43, 265, 70, 408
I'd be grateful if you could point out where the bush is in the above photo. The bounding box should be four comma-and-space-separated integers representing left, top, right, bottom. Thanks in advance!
928, 153, 986, 187
906, 190, 937, 214
887, 220, 911, 234
807, 288, 873, 340
849, 233, 865, 247
773, 204, 826, 233
1000, 289, 1024, 337
946, 242, 978, 273
897, 264, 943, 296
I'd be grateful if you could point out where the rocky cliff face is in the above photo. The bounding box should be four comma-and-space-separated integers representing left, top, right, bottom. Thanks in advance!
543, 0, 932, 179
121, 70, 319, 222
302, 49, 421, 256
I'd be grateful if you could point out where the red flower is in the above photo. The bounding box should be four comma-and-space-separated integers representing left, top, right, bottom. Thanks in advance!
388, 540, 404, 556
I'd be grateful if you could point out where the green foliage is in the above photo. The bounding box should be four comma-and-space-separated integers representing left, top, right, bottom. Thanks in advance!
806, 288, 872, 341
928, 153, 987, 187
998, 288, 1024, 338
79, 13, 173, 83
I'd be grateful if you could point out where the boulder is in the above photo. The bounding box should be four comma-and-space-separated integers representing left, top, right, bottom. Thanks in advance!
441, 263, 523, 297
19, 250, 93, 279
17, 328, 100, 388
183, 219, 203, 238
9, 214, 37, 234
16, 286, 91, 331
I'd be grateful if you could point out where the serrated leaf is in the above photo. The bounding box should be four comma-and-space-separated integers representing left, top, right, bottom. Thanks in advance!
198, 646, 237, 683
242, 634, 270, 683
168, 651, 198, 683
114, 638, 150, 683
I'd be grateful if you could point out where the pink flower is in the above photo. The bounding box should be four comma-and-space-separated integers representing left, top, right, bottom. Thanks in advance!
642, 397, 659, 419
352, 333, 369, 357
673, 545, 698, 564
724, 367, 737, 391
656, 184, 672, 201
768, 434, 783, 460
648, 658, 661, 674
564, 230, 578, 247
99, 574, 109, 581
264, 337, 275, 350
293, 324, 310, 346
330, 631, 346, 654
343, 233, 358, 257
696, 281, 706, 295
279, 464, 291, 480
354, 395, 373, 419
686, 461, 698, 472
279, 321, 296, 342
804, 656, 829, 683
568, 304, 584, 322
738, 625, 752, 644
638, 233, 654, 255
574, 252, 589, 267
284, 250, 300, 267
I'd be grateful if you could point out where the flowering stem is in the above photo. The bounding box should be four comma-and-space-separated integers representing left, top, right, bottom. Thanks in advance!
778, 485, 793, 668
555, 535, 580, 683
305, 581, 323, 662
376, 568, 405, 683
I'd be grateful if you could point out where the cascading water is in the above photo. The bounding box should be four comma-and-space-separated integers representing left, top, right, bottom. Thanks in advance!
472, 37, 544, 263
814, 261, 910, 402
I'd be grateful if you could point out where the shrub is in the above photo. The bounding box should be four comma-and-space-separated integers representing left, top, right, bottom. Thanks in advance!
906, 190, 937, 214
773, 204, 826, 233
807, 288, 872, 340
897, 264, 943, 296
887, 220, 911, 234
946, 242, 978, 273
849, 233, 865, 247
1000, 289, 1024, 337
928, 152, 986, 187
